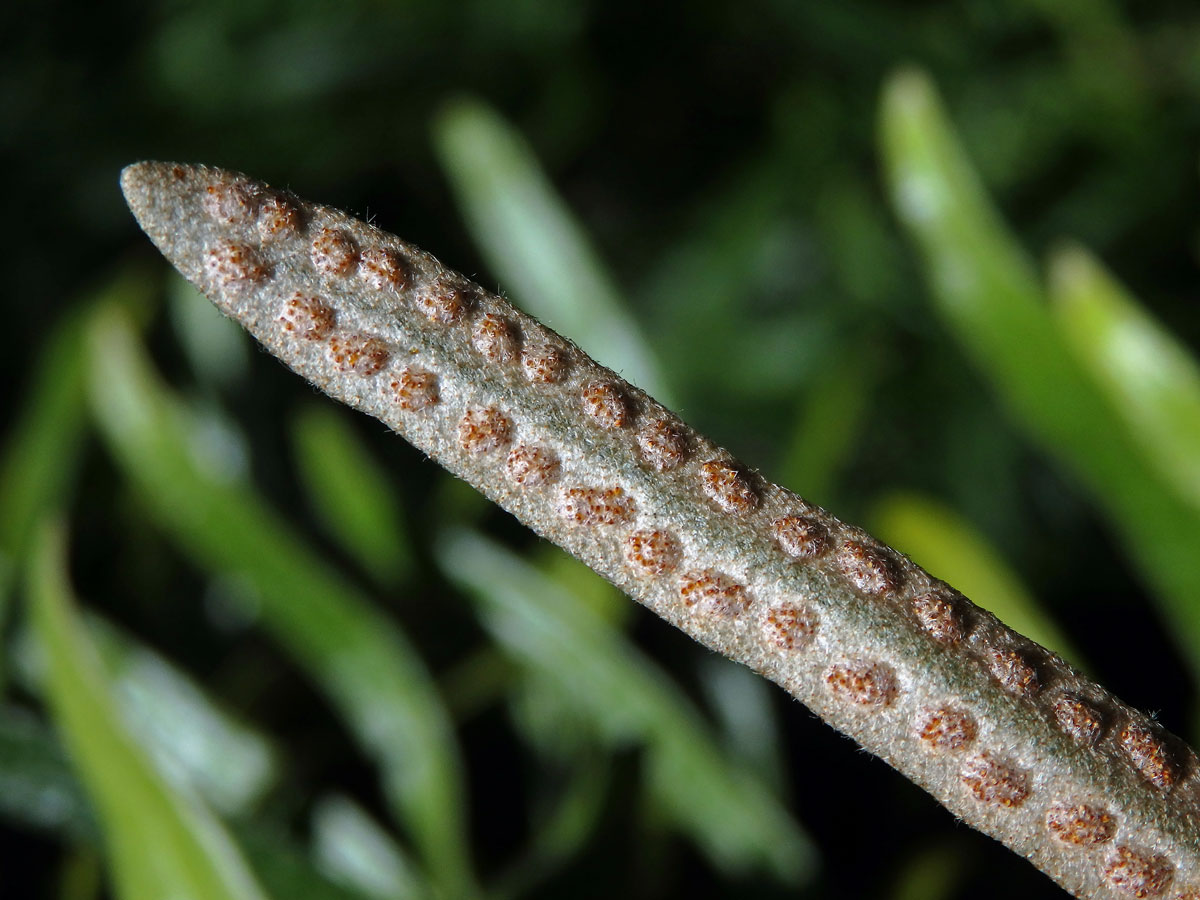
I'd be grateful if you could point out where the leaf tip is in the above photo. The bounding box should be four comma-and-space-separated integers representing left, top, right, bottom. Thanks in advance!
120, 160, 166, 213
880, 66, 937, 130
1047, 241, 1100, 302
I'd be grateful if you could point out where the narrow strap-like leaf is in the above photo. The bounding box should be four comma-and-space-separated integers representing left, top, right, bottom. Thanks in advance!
122, 161, 1200, 899
29, 520, 270, 900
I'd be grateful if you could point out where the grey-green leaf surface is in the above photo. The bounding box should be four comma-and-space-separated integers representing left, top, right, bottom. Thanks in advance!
437, 529, 814, 884
433, 97, 671, 401
85, 306, 477, 899
1051, 243, 1200, 513
880, 68, 1200, 675
28, 520, 270, 900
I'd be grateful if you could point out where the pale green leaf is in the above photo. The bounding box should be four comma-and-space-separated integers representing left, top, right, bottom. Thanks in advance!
437, 529, 813, 884
1052, 243, 1200, 511
880, 68, 1200, 675
291, 404, 413, 585
311, 795, 427, 900
433, 97, 671, 401
13, 613, 278, 818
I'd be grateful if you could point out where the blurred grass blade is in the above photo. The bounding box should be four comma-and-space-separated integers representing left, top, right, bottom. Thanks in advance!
168, 273, 251, 390
1051, 243, 1200, 510
0, 298, 104, 639
0, 711, 372, 900
28, 520, 270, 900
881, 68, 1113, 452
888, 843, 965, 900
697, 657, 787, 792
0, 265, 156, 570
312, 795, 427, 900
779, 345, 880, 508
433, 97, 671, 401
12, 612, 278, 817
0, 268, 153, 676
494, 676, 613, 898
491, 743, 610, 900
437, 529, 814, 884
234, 825, 380, 900
88, 616, 279, 816
292, 405, 414, 586
871, 491, 1086, 668
0, 309, 86, 578
880, 69, 1200, 674
85, 307, 477, 899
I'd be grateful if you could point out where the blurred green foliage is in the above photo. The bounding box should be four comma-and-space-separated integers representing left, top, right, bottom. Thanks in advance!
4, 2, 1200, 898
29, 521, 269, 900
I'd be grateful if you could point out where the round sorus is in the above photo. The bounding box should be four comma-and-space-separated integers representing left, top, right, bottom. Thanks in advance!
623, 529, 681, 576
986, 647, 1039, 698
279, 292, 335, 340
1119, 722, 1180, 791
521, 342, 567, 383
328, 333, 390, 376
699, 460, 758, 514
205, 242, 268, 287
679, 570, 752, 617
505, 443, 561, 487
636, 418, 688, 471
772, 515, 828, 559
358, 246, 411, 292
581, 381, 629, 430
311, 227, 359, 277
1051, 695, 1105, 746
1045, 803, 1115, 846
473, 314, 519, 364
417, 277, 472, 324
836, 540, 899, 596
202, 178, 261, 224
761, 602, 819, 652
458, 407, 513, 454
915, 705, 977, 752
1103, 845, 1174, 898
256, 192, 303, 240
960, 753, 1030, 808
826, 660, 899, 707
391, 367, 439, 411
911, 591, 965, 643
557, 485, 636, 526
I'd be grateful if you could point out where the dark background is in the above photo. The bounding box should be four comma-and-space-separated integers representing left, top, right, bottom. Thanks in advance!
4, 1, 1200, 897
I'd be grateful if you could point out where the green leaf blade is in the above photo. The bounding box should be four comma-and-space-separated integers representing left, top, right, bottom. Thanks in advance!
437, 529, 815, 885
880, 68, 1200, 676
433, 98, 672, 402
292, 404, 414, 586
85, 307, 473, 899
1052, 243, 1200, 511
28, 521, 270, 900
